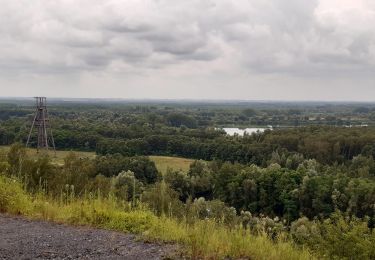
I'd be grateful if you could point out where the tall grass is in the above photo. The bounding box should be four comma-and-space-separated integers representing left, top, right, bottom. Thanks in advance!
146, 217, 312, 259
0, 174, 314, 259
0, 175, 31, 214
0, 145, 96, 165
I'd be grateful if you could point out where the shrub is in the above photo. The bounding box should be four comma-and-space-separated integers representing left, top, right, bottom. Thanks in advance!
0, 174, 31, 214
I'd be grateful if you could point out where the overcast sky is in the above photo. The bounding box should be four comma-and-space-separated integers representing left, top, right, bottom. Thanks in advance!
0, 0, 374, 101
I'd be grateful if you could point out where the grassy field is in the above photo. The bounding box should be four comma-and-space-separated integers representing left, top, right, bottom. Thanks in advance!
149, 155, 194, 174
0, 146, 96, 165
0, 146, 194, 173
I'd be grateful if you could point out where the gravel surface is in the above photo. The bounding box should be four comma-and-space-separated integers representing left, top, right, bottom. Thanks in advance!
0, 214, 178, 260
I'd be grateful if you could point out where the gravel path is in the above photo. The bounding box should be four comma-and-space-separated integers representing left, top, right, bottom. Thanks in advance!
0, 214, 178, 260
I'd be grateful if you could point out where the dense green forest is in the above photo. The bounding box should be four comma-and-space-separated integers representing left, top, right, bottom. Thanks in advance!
1, 99, 375, 259
2, 100, 375, 164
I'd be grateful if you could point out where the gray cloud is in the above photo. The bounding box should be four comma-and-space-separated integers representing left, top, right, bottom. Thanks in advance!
0, 0, 374, 100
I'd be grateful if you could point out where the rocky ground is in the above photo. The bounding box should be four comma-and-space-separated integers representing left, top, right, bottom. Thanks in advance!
0, 214, 179, 259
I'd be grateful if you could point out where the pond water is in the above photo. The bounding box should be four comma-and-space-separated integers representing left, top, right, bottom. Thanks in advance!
222, 127, 271, 136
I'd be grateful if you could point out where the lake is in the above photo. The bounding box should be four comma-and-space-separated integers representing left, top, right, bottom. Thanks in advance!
222, 127, 271, 136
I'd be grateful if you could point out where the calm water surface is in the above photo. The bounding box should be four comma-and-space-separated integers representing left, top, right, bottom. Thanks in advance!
222, 127, 271, 136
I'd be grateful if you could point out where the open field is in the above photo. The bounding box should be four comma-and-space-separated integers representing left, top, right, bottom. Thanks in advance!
0, 146, 96, 165
0, 146, 194, 174
149, 155, 194, 174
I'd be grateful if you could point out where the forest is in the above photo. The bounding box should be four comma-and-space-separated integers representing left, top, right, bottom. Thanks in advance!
1, 99, 375, 259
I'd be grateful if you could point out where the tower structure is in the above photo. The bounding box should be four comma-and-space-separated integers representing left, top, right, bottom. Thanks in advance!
26, 97, 56, 153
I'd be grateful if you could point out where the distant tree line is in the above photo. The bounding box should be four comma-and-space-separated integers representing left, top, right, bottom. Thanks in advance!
3, 105, 375, 167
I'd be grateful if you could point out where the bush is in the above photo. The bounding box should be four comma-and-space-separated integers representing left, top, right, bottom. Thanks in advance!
0, 174, 31, 214
291, 212, 375, 259
111, 170, 144, 202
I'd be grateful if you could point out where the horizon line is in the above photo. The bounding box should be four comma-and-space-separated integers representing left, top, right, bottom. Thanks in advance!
1, 96, 375, 103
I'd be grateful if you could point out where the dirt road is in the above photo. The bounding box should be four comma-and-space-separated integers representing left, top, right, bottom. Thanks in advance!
0, 214, 178, 259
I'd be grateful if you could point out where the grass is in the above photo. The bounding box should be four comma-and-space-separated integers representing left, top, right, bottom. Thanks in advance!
149, 156, 194, 175
0, 146, 193, 174
0, 174, 314, 260
0, 145, 96, 165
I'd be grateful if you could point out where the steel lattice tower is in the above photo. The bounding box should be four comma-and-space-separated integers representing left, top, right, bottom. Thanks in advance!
26, 97, 56, 153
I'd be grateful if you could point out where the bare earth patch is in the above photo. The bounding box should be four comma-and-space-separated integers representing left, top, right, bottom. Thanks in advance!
0, 214, 178, 260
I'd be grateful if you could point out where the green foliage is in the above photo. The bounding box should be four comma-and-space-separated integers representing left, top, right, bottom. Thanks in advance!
0, 174, 31, 214
111, 170, 143, 203
146, 218, 312, 260
291, 212, 375, 259
188, 160, 213, 199
164, 169, 190, 201
166, 113, 197, 128
3, 101, 375, 259
141, 181, 185, 217
353, 107, 370, 114
242, 108, 257, 117
159, 157, 375, 227
186, 197, 237, 225
3, 101, 375, 165
55, 152, 93, 195
7, 143, 27, 177
94, 154, 160, 183
0, 174, 313, 259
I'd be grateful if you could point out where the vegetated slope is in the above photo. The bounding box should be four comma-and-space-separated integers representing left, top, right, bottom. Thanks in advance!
0, 173, 313, 260
0, 214, 177, 260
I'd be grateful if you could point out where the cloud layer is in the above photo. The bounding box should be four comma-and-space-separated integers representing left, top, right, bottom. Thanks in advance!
0, 0, 374, 100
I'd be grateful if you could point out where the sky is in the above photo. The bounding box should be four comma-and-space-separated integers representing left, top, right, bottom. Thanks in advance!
0, 0, 374, 101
